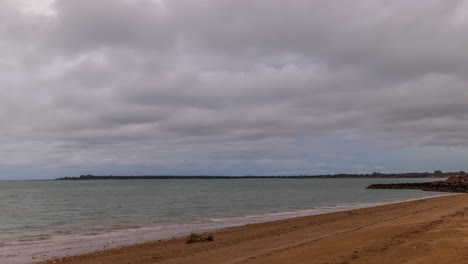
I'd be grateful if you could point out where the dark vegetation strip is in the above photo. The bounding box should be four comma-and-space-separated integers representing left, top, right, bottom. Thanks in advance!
367, 175, 468, 193
57, 171, 463, 180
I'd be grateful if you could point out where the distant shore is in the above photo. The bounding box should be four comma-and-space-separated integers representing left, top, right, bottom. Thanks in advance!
37, 194, 468, 264
367, 174, 468, 193
56, 173, 453, 180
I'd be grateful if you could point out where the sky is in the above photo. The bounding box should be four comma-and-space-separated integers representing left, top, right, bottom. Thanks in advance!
1, 0, 468, 180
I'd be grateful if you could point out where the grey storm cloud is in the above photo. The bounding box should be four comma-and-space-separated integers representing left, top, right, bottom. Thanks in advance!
1, 0, 468, 172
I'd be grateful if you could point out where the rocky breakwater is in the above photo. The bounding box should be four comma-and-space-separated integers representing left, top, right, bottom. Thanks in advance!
366, 175, 468, 193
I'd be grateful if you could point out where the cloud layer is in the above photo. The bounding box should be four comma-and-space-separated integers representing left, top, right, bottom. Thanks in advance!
1, 0, 468, 177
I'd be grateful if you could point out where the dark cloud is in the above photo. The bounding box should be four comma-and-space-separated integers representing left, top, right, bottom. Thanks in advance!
51, 0, 172, 52
1, 0, 468, 176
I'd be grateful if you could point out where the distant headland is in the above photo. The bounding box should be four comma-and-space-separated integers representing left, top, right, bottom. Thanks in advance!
56, 171, 463, 180
367, 174, 468, 193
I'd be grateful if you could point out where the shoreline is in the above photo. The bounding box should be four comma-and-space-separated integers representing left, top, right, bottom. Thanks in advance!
56, 176, 451, 180
31, 193, 468, 264
3, 194, 453, 263
1, 178, 451, 264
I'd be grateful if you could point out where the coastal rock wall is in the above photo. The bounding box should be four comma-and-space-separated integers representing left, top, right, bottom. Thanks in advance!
366, 175, 468, 193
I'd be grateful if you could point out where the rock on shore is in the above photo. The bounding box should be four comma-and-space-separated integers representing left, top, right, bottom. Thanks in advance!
366, 175, 468, 193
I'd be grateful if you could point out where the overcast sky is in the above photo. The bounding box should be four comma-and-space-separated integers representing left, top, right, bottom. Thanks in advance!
1, 0, 468, 179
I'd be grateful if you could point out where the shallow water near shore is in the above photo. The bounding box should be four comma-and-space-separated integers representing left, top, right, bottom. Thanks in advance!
0, 178, 448, 263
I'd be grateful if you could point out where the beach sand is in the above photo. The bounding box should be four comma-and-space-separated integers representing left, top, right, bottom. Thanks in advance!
37, 194, 468, 264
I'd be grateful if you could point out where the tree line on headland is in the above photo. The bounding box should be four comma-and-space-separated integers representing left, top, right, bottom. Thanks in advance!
56, 170, 465, 180
367, 174, 468, 193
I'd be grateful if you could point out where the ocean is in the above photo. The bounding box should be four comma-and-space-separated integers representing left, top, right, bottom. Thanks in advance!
0, 178, 448, 263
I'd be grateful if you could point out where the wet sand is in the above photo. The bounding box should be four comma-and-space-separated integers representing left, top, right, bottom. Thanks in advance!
38, 194, 468, 264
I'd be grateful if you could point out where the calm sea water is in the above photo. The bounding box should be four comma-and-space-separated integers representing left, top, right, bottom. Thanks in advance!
0, 178, 448, 263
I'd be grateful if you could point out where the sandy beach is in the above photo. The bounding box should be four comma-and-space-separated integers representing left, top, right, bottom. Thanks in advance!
35, 194, 468, 264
